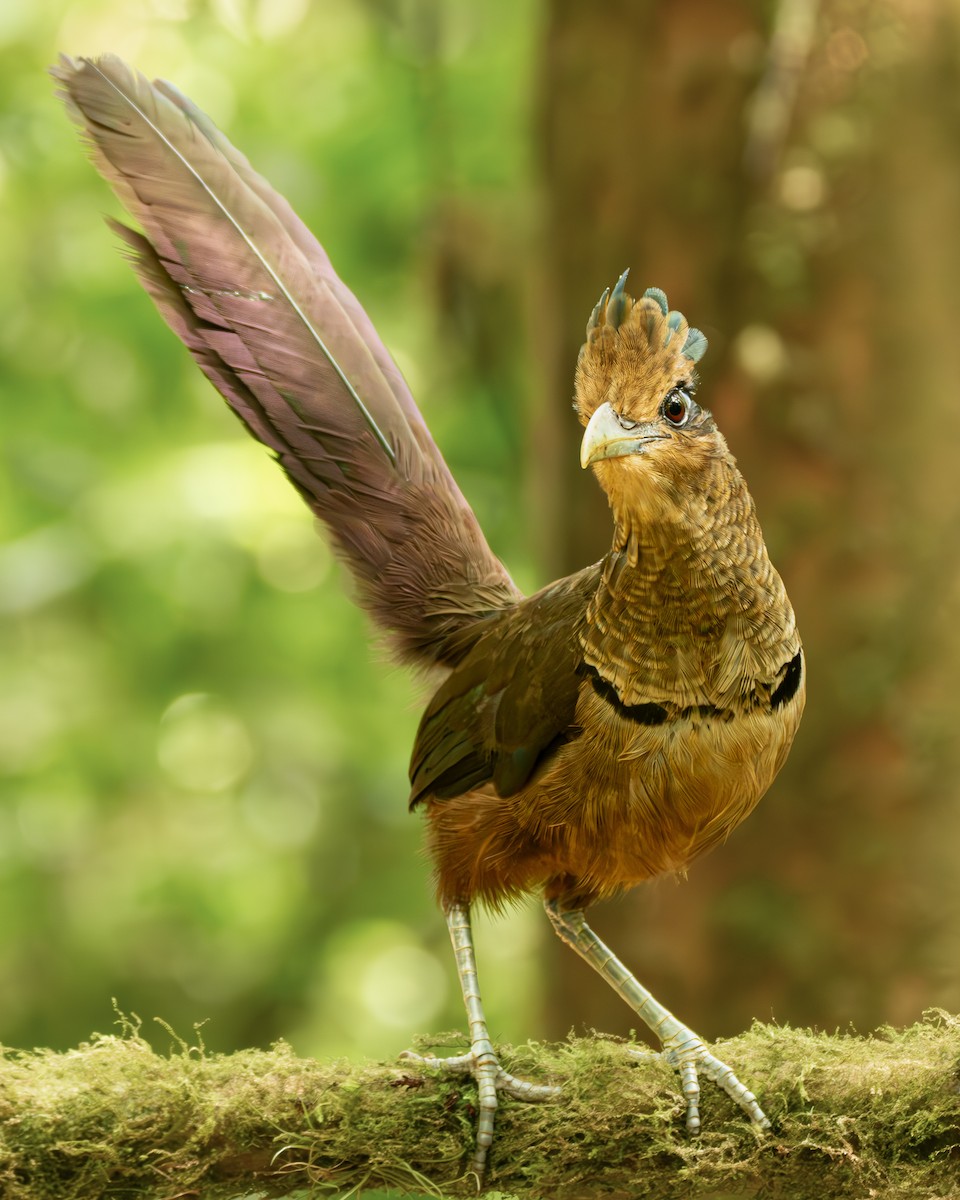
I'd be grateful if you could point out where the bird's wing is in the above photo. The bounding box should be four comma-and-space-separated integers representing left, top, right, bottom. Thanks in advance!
409, 567, 598, 806
53, 55, 520, 668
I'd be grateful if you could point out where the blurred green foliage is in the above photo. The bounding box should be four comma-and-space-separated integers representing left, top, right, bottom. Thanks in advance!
0, 0, 547, 1060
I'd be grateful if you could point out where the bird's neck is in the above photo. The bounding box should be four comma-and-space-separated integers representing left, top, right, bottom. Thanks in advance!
603, 454, 758, 572
583, 459, 795, 707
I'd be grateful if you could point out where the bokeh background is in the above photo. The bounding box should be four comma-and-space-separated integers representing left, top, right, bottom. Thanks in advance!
3, 0, 960, 1085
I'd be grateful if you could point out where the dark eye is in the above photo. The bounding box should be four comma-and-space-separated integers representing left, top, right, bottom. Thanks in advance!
661, 388, 691, 427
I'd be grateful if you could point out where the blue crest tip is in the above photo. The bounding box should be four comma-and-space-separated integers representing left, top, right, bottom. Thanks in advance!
643, 286, 669, 316
606, 269, 630, 329
587, 286, 611, 333
682, 328, 708, 363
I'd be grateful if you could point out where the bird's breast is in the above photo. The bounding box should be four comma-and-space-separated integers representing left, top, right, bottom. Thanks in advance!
524, 674, 805, 897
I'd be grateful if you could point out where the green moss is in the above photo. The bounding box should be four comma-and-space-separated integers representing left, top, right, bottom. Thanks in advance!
1, 1014, 959, 1198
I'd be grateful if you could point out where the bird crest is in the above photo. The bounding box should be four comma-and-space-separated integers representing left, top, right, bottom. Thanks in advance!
575, 271, 707, 428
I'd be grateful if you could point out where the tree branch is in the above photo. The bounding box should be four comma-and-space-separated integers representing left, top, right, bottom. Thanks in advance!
1, 1014, 958, 1198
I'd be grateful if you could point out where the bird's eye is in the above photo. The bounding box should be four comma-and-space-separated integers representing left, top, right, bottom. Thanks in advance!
661, 389, 691, 427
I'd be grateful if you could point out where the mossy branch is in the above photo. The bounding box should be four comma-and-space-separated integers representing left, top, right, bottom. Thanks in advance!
1, 1014, 959, 1199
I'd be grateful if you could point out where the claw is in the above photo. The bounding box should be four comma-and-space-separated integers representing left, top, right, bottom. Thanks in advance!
400, 1048, 560, 1102
628, 1030, 770, 1133
429, 903, 561, 1178
400, 1047, 559, 1177
545, 901, 766, 1137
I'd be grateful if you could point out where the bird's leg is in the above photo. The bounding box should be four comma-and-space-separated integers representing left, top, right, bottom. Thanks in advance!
544, 898, 770, 1133
400, 901, 558, 1178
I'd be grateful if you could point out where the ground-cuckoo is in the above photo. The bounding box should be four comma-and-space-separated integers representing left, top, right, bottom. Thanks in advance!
55, 55, 805, 1179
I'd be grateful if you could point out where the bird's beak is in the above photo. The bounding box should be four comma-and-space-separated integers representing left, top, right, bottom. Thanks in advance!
580, 401, 663, 469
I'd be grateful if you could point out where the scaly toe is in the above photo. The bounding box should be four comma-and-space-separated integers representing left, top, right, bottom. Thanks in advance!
400, 1047, 559, 1177
400, 1048, 559, 1100
627, 1035, 770, 1132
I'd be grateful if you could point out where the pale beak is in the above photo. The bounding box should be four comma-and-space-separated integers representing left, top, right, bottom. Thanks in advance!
580, 401, 664, 469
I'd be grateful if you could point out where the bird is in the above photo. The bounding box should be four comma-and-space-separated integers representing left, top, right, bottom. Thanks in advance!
54, 54, 805, 1181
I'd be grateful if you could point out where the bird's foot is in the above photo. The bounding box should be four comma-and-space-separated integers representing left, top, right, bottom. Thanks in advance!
400, 1044, 559, 1178
629, 1027, 770, 1134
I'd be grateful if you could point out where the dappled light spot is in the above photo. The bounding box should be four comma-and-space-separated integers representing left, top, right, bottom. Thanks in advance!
176, 440, 299, 527
733, 324, 788, 386
359, 943, 447, 1030
779, 162, 827, 211
311, 920, 449, 1056
825, 26, 869, 73
0, 524, 98, 613
254, 0, 310, 41
157, 693, 253, 792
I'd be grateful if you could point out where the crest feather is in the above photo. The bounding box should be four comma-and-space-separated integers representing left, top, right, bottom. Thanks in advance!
576, 277, 708, 425
584, 276, 707, 363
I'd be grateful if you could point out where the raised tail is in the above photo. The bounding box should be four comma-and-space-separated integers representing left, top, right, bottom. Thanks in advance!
53, 54, 520, 667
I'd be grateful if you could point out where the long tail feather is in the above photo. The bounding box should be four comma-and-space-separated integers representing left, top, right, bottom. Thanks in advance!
53, 54, 520, 666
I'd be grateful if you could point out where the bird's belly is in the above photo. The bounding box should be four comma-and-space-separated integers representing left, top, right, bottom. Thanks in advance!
529, 696, 802, 898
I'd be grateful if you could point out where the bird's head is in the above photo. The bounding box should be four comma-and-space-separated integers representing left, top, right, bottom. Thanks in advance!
575, 272, 730, 527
